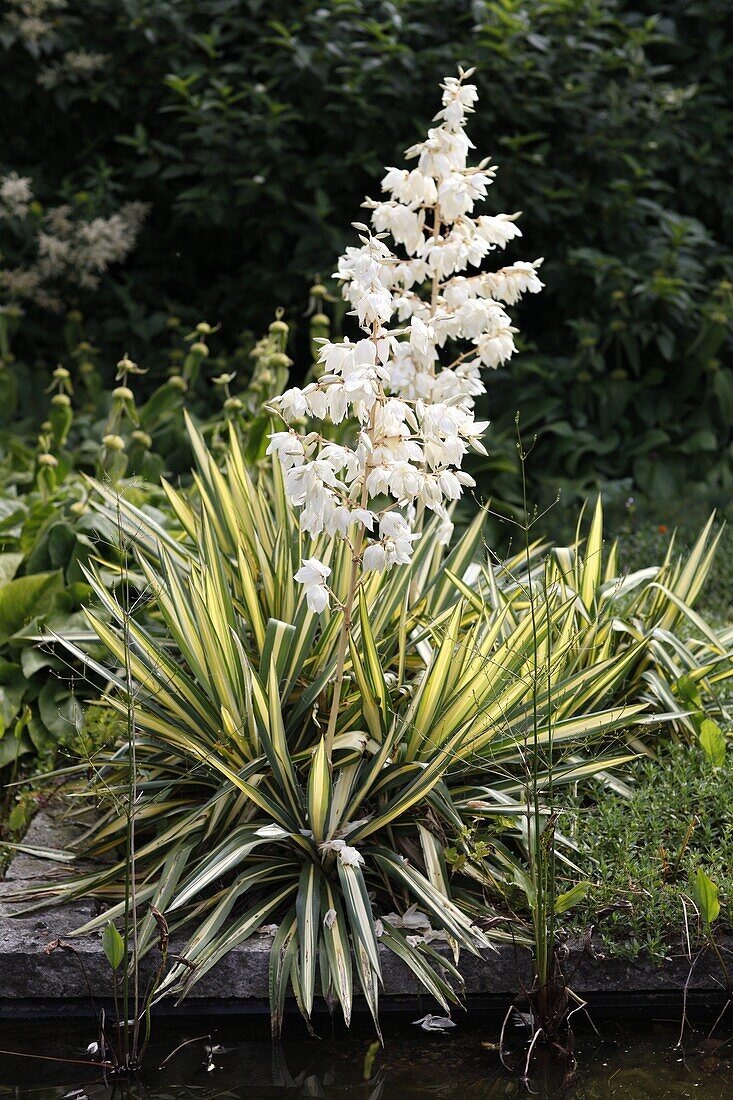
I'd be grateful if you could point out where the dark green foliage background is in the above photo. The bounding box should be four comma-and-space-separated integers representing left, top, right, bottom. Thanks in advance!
2, 0, 732, 508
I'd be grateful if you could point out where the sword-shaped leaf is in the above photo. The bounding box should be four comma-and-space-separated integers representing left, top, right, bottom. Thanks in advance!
295, 862, 320, 1016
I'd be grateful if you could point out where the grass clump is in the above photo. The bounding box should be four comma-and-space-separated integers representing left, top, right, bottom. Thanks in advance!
565, 745, 733, 961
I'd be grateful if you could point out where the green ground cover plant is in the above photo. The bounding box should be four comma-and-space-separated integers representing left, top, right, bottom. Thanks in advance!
564, 744, 732, 961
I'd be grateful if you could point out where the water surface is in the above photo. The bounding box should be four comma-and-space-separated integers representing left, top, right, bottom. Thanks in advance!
0, 1012, 731, 1097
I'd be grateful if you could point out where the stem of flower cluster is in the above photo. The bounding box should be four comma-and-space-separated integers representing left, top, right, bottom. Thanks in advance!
411, 206, 442, 562
324, 527, 365, 766
323, 363, 379, 766
429, 206, 442, 317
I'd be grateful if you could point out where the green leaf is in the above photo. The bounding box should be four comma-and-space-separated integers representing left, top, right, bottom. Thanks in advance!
0, 553, 23, 588
581, 496, 604, 609
102, 921, 125, 971
320, 879, 352, 1026
268, 913, 298, 1039
554, 880, 591, 915
307, 737, 331, 844
337, 860, 382, 978
358, 594, 389, 730
295, 862, 320, 1016
692, 868, 720, 926
677, 674, 702, 711
699, 719, 726, 769
0, 570, 63, 644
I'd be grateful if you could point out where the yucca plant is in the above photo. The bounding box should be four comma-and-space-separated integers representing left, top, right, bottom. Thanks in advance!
14, 418, 653, 1034
533, 498, 731, 749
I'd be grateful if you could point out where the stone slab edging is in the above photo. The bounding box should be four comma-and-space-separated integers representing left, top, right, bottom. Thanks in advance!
0, 809, 729, 1016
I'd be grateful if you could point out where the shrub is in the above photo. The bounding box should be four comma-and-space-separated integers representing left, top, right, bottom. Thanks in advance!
15, 425, 648, 1027
2, 0, 732, 504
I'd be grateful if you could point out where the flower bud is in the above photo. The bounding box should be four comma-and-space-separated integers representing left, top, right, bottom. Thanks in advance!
168, 375, 187, 392
69, 501, 87, 517
131, 429, 153, 448
224, 396, 243, 412
102, 434, 126, 451
53, 366, 70, 381
113, 386, 134, 402
196, 322, 213, 335
189, 341, 209, 357
49, 391, 73, 446
117, 355, 137, 374
269, 319, 289, 336
38, 452, 58, 467
268, 352, 290, 370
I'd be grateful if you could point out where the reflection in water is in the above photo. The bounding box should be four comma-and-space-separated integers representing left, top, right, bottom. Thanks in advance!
0, 1014, 731, 1098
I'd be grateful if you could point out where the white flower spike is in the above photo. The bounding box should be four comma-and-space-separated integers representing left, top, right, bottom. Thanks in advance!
268, 69, 542, 760
269, 70, 541, 578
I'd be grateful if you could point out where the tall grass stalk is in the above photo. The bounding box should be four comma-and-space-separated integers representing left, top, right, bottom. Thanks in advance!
116, 491, 141, 1069
497, 421, 582, 1082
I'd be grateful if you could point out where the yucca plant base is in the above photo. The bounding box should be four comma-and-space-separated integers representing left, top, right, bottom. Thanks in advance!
0, 810, 521, 1007
3, 810, 731, 1017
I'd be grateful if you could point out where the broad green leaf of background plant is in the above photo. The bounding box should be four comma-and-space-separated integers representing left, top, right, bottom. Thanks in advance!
554, 881, 591, 916
692, 868, 720, 926
102, 921, 125, 971
698, 719, 726, 769
0, 570, 63, 644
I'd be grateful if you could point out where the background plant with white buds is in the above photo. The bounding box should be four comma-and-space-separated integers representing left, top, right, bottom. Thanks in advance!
267, 68, 543, 761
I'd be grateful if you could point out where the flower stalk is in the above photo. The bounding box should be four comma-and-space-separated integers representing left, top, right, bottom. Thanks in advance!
267, 67, 543, 760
